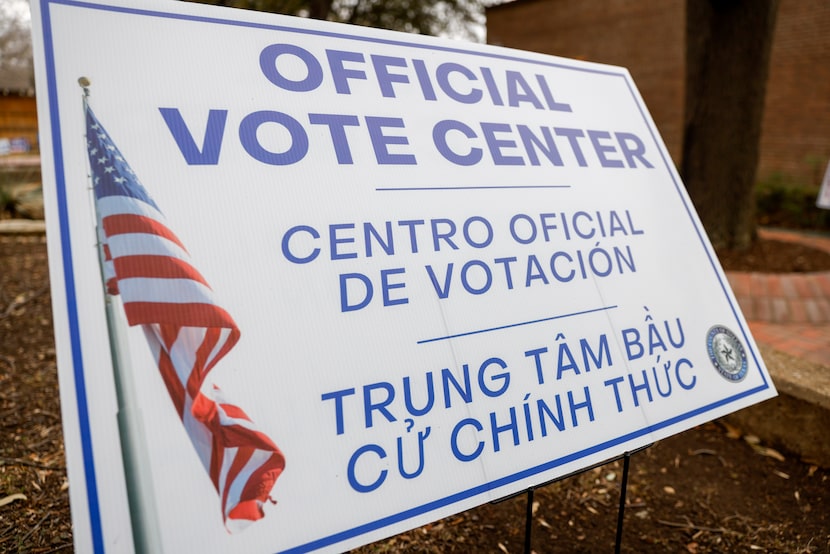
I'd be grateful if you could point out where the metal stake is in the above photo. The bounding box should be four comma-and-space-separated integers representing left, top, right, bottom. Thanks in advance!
614, 452, 632, 553
524, 487, 535, 554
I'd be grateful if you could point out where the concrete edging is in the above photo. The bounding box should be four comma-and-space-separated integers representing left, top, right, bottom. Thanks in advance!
0, 219, 47, 234
724, 344, 830, 467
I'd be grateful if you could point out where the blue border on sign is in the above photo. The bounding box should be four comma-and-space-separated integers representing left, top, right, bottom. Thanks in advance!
38, 1, 771, 552
38, 2, 106, 553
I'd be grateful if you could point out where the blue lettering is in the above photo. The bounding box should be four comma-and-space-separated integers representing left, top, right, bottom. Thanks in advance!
436, 62, 482, 104
259, 44, 323, 92
239, 110, 308, 165
481, 122, 524, 166
159, 108, 227, 165
321, 387, 355, 435
371, 54, 410, 97
588, 129, 624, 168
348, 444, 386, 492
340, 273, 373, 312
433, 120, 482, 166
451, 418, 484, 462
381, 268, 408, 307
365, 116, 416, 165
506, 70, 543, 109
282, 225, 320, 264
308, 113, 360, 164
615, 132, 653, 168
326, 49, 367, 94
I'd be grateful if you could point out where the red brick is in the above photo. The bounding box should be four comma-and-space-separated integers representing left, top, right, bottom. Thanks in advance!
816, 299, 830, 322
754, 298, 772, 322
726, 273, 751, 296
766, 275, 785, 298
734, 295, 753, 318
771, 298, 790, 322
778, 276, 798, 299
788, 299, 808, 323
814, 275, 830, 297
791, 276, 817, 298
750, 274, 769, 298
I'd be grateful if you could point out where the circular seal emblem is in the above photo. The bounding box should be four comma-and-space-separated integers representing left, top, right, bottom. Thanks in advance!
706, 325, 748, 382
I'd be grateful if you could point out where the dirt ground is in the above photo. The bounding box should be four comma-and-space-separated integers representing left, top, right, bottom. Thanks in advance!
1, 233, 829, 553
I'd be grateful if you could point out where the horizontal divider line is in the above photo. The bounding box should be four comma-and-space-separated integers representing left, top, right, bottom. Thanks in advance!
418, 304, 618, 344
376, 185, 571, 191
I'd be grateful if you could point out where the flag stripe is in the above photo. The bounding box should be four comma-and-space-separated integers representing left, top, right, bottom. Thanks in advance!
158, 349, 186, 418
188, 328, 220, 396
97, 194, 164, 223
103, 213, 187, 251
184, 393, 217, 472
237, 451, 284, 506
221, 447, 253, 519
218, 403, 249, 421
224, 449, 284, 522
117, 277, 216, 307
107, 232, 191, 264
113, 256, 209, 288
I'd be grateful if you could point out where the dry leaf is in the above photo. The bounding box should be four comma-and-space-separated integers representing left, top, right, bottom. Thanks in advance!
721, 421, 742, 439
663, 486, 676, 495
753, 445, 786, 462
743, 434, 761, 445
0, 493, 27, 507
497, 542, 509, 553
773, 470, 790, 479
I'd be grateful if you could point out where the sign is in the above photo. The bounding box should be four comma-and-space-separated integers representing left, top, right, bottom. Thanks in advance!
818, 160, 830, 209
29, 0, 777, 552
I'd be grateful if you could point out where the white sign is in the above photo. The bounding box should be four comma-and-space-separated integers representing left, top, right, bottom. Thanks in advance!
818, 160, 830, 209
30, 0, 776, 552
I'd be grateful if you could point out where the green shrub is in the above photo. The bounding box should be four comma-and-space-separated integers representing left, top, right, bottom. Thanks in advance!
0, 163, 41, 219
756, 173, 830, 231
0, 185, 19, 218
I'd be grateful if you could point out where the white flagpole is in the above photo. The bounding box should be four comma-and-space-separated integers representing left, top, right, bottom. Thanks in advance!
80, 77, 163, 554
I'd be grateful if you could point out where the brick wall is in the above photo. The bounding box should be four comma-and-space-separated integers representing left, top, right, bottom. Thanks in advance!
486, 0, 830, 185
761, 0, 830, 185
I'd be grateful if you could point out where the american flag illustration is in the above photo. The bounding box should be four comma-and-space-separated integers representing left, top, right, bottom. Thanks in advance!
84, 103, 285, 532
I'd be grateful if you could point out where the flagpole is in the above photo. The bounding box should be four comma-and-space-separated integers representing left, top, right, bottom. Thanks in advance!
80, 77, 163, 554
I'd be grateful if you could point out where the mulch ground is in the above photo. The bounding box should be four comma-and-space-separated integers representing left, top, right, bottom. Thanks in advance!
716, 237, 830, 273
1, 233, 829, 553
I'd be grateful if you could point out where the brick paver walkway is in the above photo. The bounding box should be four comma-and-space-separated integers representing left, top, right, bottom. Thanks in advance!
726, 228, 830, 367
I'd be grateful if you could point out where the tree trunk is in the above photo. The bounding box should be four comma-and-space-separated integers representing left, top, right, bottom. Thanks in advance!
681, 0, 778, 251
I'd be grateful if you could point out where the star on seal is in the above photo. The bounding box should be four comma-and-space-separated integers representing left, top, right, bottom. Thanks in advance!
706, 325, 748, 382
